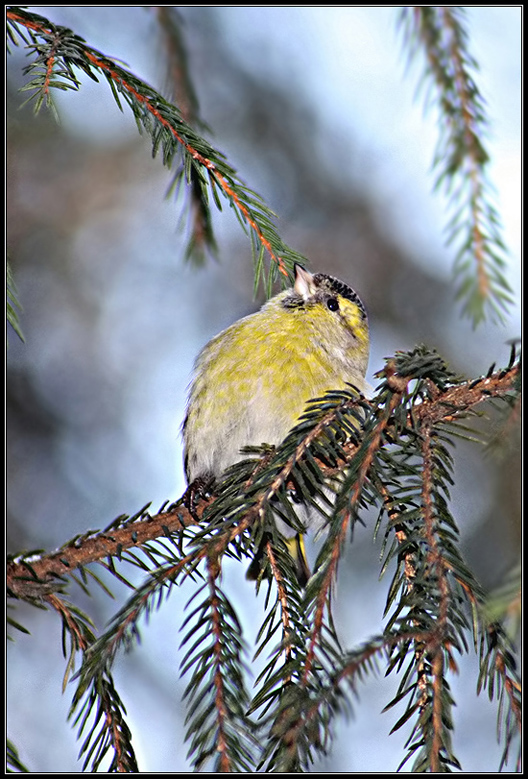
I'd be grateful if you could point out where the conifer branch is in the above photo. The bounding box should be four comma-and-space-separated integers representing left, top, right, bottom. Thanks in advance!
7, 739, 30, 773
301, 381, 406, 694
180, 564, 257, 771
152, 6, 216, 262
265, 540, 294, 668
418, 428, 456, 771
71, 671, 138, 773
400, 7, 513, 324
477, 622, 522, 771
6, 503, 196, 601
7, 259, 25, 345
6, 343, 520, 771
277, 628, 431, 763
44, 593, 96, 691
7, 356, 519, 605
382, 458, 521, 770
6, 6, 306, 287
203, 562, 236, 772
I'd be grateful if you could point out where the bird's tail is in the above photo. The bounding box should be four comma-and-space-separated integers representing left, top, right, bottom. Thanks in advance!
246, 533, 310, 587
284, 534, 311, 587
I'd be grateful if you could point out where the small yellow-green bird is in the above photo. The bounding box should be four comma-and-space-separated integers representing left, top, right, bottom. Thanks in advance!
182, 264, 369, 585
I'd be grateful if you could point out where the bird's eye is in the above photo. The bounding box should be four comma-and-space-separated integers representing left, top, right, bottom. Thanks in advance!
327, 297, 339, 312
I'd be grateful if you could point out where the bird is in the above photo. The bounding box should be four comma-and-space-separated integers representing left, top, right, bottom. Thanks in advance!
182, 264, 369, 585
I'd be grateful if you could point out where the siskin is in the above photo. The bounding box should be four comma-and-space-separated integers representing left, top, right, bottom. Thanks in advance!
182, 264, 369, 585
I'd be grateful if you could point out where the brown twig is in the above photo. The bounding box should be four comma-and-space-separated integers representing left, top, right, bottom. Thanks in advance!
438, 6, 489, 300
302, 375, 409, 685
7, 503, 201, 600
207, 559, 232, 773
420, 426, 451, 772
266, 540, 293, 668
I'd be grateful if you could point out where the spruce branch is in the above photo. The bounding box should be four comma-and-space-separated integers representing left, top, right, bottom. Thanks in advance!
286, 376, 409, 762
7, 259, 25, 345
7, 348, 521, 772
261, 539, 295, 669
181, 562, 257, 772
67, 554, 196, 772
7, 739, 30, 773
6, 6, 306, 288
44, 592, 97, 691
6, 502, 198, 602
7, 354, 519, 604
152, 6, 216, 263
71, 669, 138, 773
399, 6, 513, 325
477, 623, 522, 772
407, 426, 459, 772
375, 358, 520, 771
153, 7, 203, 129
484, 563, 521, 639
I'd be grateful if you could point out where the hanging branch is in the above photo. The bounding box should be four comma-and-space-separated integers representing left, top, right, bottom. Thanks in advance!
6, 5, 307, 290
287, 376, 408, 753
180, 561, 257, 772
71, 667, 139, 772
7, 740, 30, 774
399, 6, 513, 325
374, 354, 520, 771
7, 259, 25, 345
385, 425, 461, 772
152, 6, 216, 263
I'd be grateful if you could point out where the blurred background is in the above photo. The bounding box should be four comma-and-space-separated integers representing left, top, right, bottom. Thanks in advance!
7, 6, 520, 772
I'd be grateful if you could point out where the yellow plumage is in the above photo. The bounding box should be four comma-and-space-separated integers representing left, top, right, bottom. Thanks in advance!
183, 265, 369, 584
